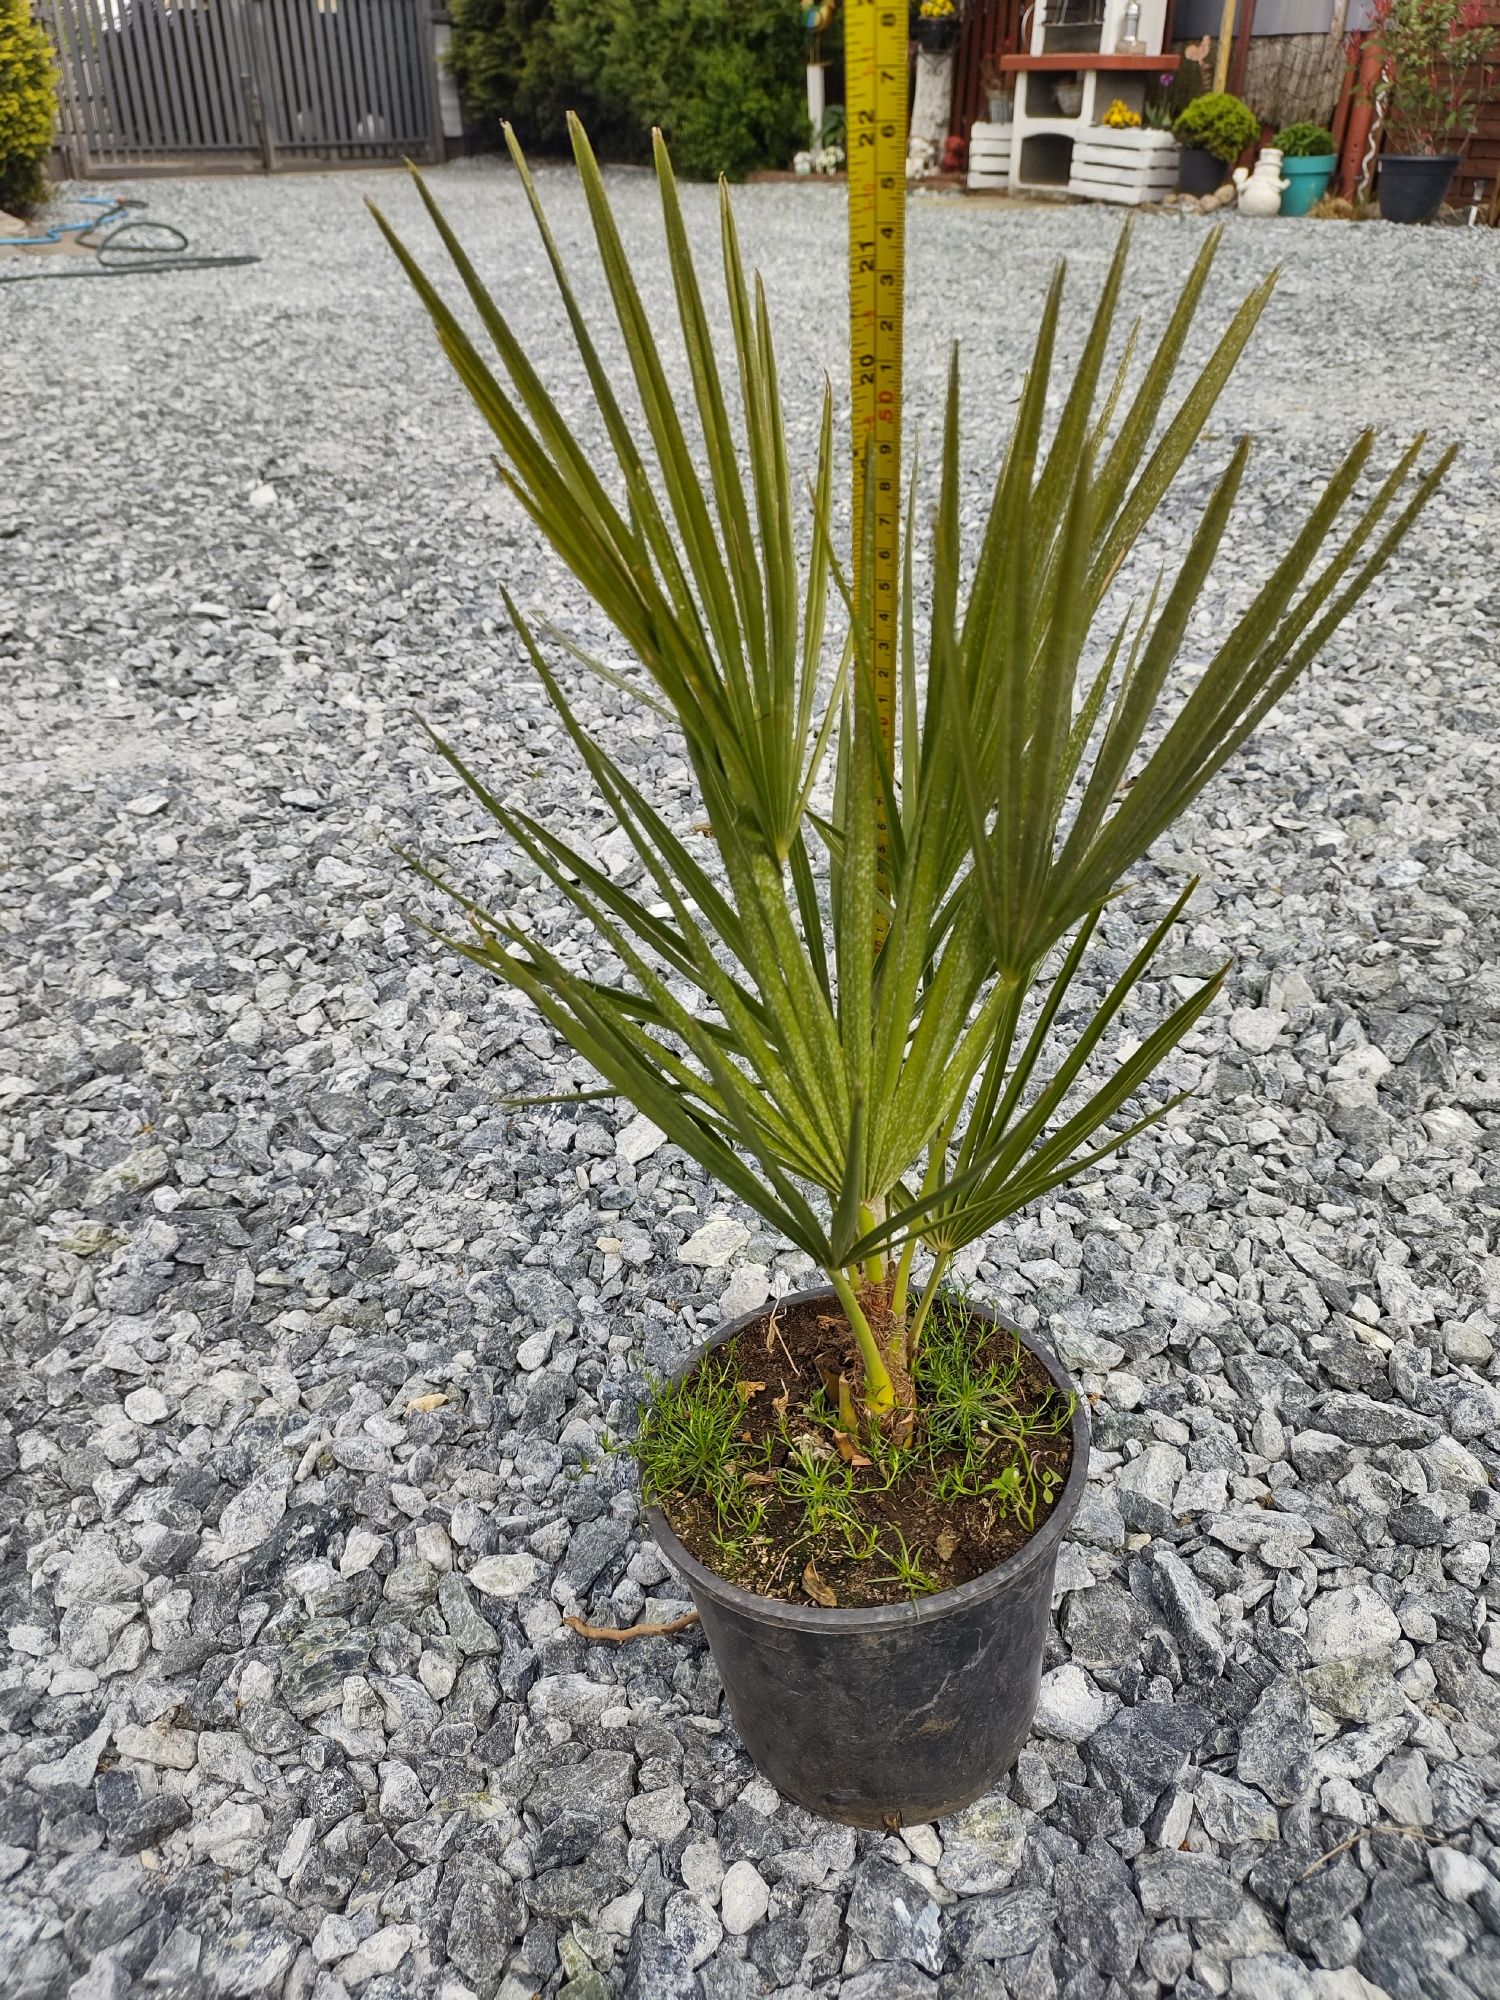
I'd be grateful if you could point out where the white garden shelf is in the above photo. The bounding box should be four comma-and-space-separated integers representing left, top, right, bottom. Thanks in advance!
968, 121, 1014, 191
1002, 0, 1175, 198
1068, 127, 1180, 205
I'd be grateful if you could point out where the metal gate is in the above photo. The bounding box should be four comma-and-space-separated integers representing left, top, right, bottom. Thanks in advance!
42, 0, 442, 175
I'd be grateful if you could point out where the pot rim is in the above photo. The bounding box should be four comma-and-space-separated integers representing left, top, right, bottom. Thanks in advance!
1282, 153, 1336, 169
1380, 151, 1461, 166
644, 1282, 1092, 1633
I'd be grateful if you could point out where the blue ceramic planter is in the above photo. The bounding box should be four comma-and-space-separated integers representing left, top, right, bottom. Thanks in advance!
1279, 153, 1336, 216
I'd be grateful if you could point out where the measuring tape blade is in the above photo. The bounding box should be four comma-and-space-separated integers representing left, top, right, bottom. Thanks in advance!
846, 0, 907, 771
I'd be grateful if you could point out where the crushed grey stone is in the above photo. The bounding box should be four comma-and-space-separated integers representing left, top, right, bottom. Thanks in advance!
3, 160, 1498, 2000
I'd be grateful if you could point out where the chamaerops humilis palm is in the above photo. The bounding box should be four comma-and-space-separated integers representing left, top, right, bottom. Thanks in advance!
372, 119, 1450, 1422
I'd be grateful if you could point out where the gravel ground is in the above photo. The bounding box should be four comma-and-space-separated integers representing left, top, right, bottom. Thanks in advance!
4, 161, 1500, 2000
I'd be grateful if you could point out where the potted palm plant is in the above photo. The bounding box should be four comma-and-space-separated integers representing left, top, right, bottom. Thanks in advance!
372, 118, 1449, 1827
1366, 0, 1500, 223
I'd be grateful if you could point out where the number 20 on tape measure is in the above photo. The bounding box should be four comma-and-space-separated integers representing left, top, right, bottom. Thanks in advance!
845, 0, 907, 759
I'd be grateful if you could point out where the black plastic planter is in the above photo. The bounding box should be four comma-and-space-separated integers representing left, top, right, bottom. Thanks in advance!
1378, 153, 1459, 225
646, 1286, 1090, 1826
1179, 146, 1226, 196
913, 17, 960, 53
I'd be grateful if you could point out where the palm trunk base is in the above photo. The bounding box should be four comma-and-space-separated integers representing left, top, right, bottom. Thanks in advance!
856, 1278, 917, 1427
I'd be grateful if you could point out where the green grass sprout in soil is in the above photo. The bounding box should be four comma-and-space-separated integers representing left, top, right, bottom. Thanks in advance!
632, 1289, 1075, 1607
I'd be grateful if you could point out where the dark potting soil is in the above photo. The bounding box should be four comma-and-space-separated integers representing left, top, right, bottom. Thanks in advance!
655, 1294, 1075, 1609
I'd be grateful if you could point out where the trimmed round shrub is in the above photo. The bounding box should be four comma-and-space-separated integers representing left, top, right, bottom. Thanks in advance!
1174, 91, 1260, 165
0, 0, 57, 215
1274, 120, 1336, 157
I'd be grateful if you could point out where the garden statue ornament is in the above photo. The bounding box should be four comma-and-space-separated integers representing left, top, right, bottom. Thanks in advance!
1236, 146, 1289, 215
906, 132, 938, 178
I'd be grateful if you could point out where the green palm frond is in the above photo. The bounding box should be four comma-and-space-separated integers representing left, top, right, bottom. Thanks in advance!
375, 121, 1450, 1397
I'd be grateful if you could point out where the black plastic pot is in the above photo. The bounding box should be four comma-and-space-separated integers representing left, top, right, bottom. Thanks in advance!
1178, 146, 1226, 195
913, 17, 960, 53
1378, 153, 1459, 225
646, 1286, 1090, 1826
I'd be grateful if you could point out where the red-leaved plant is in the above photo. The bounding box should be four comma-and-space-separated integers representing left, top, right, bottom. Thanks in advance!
1362, 0, 1500, 154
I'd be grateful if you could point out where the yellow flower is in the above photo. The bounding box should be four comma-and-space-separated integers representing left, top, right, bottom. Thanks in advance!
1102, 98, 1141, 128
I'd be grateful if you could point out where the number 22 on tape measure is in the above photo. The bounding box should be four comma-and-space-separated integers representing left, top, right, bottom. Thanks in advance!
846, 0, 907, 761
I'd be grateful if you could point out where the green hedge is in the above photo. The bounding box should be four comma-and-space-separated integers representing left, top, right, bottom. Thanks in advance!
0, 0, 57, 215
448, 0, 809, 182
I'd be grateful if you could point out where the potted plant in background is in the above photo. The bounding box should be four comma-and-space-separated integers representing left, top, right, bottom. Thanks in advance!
1174, 89, 1260, 193
374, 119, 1448, 1826
1147, 32, 1209, 131
913, 0, 960, 55
1365, 0, 1499, 223
799, 101, 846, 175
1275, 119, 1339, 214
979, 52, 1012, 123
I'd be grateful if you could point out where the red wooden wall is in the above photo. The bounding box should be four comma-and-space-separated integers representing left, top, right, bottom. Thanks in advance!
1456, 0, 1500, 203
952, 0, 1026, 139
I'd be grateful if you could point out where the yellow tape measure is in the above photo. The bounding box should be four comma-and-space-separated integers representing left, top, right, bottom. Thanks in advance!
845, 0, 907, 775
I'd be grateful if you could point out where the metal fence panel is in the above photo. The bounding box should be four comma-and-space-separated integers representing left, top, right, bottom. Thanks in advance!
42, 0, 439, 173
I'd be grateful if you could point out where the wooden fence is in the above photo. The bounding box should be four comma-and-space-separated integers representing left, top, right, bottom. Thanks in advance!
1455, 0, 1500, 203
953, 0, 1027, 138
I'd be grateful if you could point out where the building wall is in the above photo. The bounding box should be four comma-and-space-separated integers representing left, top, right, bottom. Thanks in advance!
1173, 0, 1377, 35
